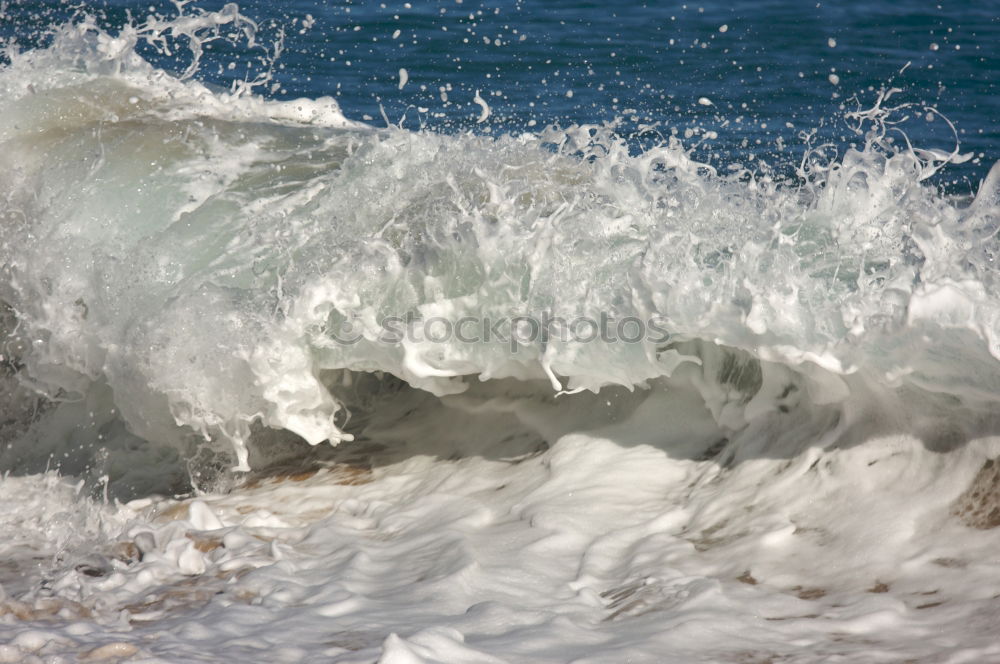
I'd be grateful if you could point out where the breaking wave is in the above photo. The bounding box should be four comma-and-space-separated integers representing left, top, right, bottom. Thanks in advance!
2, 5, 999, 489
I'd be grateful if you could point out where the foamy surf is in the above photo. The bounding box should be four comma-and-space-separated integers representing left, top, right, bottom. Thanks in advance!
2, 4, 1000, 662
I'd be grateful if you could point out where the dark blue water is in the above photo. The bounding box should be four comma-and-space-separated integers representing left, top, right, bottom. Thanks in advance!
2, 0, 998, 187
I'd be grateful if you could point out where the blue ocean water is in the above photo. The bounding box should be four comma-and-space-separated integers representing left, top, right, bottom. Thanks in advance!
2, 0, 997, 187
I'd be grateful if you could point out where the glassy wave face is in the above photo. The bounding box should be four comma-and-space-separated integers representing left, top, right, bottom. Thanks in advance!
0, 2, 999, 662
